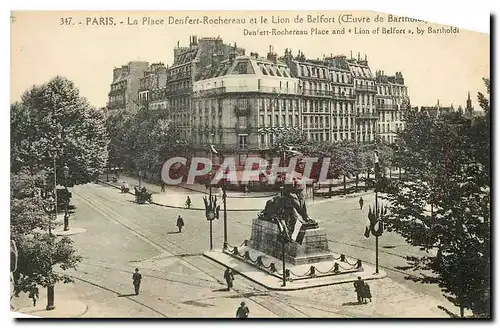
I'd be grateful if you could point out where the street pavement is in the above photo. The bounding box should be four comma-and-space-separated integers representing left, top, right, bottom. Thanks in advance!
101, 174, 372, 211
12, 182, 457, 318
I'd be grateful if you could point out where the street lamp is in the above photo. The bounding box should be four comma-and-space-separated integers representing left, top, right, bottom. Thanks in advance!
42, 194, 56, 311
63, 165, 70, 231
203, 173, 220, 251
364, 150, 385, 274
222, 179, 228, 250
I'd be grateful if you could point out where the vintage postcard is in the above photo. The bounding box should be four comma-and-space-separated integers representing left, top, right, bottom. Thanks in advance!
10, 10, 490, 319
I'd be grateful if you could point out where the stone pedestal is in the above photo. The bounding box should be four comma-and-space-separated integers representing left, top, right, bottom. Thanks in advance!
249, 219, 334, 265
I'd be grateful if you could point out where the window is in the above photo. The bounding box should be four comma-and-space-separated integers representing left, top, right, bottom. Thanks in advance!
260, 134, 265, 145
238, 134, 248, 149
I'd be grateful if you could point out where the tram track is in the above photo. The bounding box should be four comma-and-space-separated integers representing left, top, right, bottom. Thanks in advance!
74, 188, 316, 318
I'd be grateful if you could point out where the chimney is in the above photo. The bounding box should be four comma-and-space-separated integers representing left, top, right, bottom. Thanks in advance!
350, 50, 353, 59
177, 40, 180, 48
357, 52, 360, 61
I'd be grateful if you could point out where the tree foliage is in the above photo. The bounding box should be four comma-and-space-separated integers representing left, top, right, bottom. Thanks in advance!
11, 169, 81, 296
11, 76, 109, 187
107, 107, 186, 178
383, 79, 491, 318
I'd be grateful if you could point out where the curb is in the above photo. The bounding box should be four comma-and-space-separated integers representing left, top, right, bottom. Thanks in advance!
97, 180, 263, 212
175, 183, 279, 199
203, 252, 387, 291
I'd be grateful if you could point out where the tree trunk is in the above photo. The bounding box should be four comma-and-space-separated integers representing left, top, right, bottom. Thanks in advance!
328, 185, 332, 198
399, 167, 402, 180
355, 174, 359, 191
460, 305, 464, 318
389, 168, 392, 179
343, 175, 346, 195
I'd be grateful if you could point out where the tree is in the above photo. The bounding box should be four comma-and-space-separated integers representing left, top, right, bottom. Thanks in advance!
11, 76, 109, 186
123, 107, 185, 182
11, 168, 81, 298
383, 79, 490, 318
105, 109, 133, 176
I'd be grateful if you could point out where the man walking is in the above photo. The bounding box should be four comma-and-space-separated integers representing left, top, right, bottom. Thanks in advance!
133, 268, 142, 295
185, 196, 191, 209
353, 276, 365, 303
177, 215, 185, 233
29, 287, 39, 307
224, 268, 234, 291
236, 301, 250, 318
359, 197, 364, 210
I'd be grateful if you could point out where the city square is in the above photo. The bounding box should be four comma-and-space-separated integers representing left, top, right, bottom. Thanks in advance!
11, 179, 455, 318
10, 11, 490, 319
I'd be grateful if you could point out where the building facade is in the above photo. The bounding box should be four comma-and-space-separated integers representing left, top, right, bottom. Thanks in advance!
165, 36, 245, 140
193, 49, 300, 164
375, 71, 411, 143
108, 38, 414, 157
138, 63, 168, 110
107, 61, 149, 112
347, 54, 378, 142
284, 51, 356, 143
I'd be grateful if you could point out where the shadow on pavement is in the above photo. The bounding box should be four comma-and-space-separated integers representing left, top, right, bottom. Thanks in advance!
342, 301, 367, 306
212, 288, 229, 292
166, 231, 181, 235
117, 293, 137, 298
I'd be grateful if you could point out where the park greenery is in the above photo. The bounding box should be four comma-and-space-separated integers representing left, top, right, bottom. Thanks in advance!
11, 77, 108, 303
383, 78, 491, 318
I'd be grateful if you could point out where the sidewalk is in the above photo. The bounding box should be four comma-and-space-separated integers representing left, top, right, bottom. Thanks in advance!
99, 176, 374, 212
11, 284, 88, 318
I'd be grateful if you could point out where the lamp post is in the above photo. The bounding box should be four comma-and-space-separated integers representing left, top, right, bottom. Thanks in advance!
222, 179, 228, 250
204, 172, 219, 251
63, 164, 70, 231
52, 151, 58, 220
43, 194, 56, 311
364, 150, 385, 274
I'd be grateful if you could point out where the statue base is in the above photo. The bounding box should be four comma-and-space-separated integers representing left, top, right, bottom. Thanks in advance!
249, 219, 334, 265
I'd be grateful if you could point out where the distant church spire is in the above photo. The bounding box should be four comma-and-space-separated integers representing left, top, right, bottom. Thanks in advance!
466, 91, 473, 110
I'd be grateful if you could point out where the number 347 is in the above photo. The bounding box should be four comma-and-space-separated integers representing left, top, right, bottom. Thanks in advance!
60, 17, 73, 25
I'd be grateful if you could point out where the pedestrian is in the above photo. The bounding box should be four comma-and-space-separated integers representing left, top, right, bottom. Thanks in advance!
29, 287, 39, 307
185, 196, 191, 209
236, 301, 250, 318
160, 181, 166, 192
224, 268, 234, 291
133, 268, 142, 295
359, 197, 364, 210
353, 276, 365, 303
363, 283, 372, 302
177, 215, 185, 233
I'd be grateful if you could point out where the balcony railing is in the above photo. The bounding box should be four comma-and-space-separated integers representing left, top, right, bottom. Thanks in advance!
376, 104, 398, 111
194, 86, 300, 96
234, 105, 252, 117
355, 85, 378, 93
356, 113, 379, 120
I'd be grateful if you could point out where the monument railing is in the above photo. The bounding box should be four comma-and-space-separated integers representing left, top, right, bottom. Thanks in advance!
224, 241, 363, 281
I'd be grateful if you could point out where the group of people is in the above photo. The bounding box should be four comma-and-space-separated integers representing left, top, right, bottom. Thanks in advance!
353, 277, 372, 303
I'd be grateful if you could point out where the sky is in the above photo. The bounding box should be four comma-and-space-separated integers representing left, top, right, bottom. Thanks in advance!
11, 11, 490, 110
